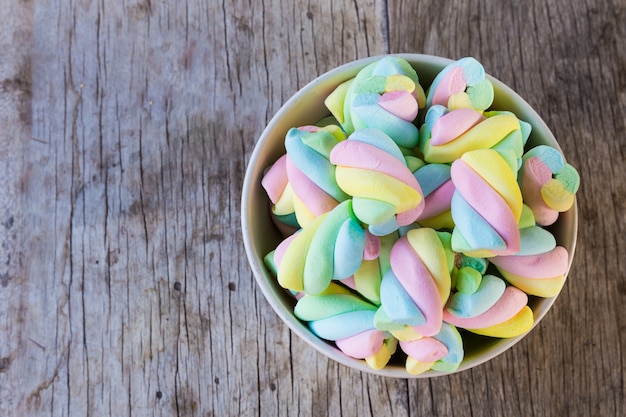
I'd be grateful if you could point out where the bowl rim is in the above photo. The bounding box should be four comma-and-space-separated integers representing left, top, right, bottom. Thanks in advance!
241, 53, 578, 378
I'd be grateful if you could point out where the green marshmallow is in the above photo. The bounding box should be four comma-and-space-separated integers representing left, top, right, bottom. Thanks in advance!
455, 267, 483, 295
295, 293, 377, 322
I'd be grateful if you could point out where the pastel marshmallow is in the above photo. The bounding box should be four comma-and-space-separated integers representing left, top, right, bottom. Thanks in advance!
375, 228, 452, 339
450, 149, 523, 257
443, 285, 533, 337
331, 128, 425, 235
519, 145, 580, 226
277, 200, 367, 294
325, 56, 426, 148
295, 283, 397, 367
426, 57, 494, 111
401, 322, 464, 374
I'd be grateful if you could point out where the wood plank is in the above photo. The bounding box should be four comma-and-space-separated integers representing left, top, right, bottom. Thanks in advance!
0, 0, 33, 415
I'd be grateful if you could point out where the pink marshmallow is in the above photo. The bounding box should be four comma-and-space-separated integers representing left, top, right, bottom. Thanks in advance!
363, 231, 381, 260
490, 246, 569, 279
273, 233, 298, 267
417, 180, 455, 220
297, 125, 320, 133
432, 66, 466, 107
336, 329, 386, 359
521, 156, 559, 226
400, 337, 448, 362
340, 276, 357, 290
443, 286, 528, 329
396, 203, 425, 227
451, 159, 520, 255
390, 237, 443, 337
261, 154, 289, 204
378, 90, 419, 121
286, 156, 338, 216
431, 108, 485, 146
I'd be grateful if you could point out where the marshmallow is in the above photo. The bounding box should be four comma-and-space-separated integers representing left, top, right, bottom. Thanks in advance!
277, 200, 366, 294
443, 270, 533, 338
444, 238, 533, 339
325, 56, 426, 148
426, 57, 494, 111
491, 246, 569, 298
295, 283, 398, 368
375, 228, 452, 340
331, 128, 425, 235
519, 145, 580, 226
285, 125, 349, 227
487, 204, 569, 297
450, 149, 523, 257
261, 155, 300, 234
413, 163, 455, 229
400, 322, 464, 374
419, 107, 530, 164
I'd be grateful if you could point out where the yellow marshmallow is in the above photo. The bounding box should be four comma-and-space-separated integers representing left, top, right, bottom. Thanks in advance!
292, 192, 316, 228
541, 179, 575, 212
391, 326, 423, 342
353, 259, 382, 305
406, 357, 436, 375
467, 306, 534, 338
335, 167, 422, 213
498, 269, 566, 298
406, 228, 451, 304
461, 248, 496, 258
277, 214, 326, 292
422, 114, 520, 163
324, 78, 353, 124
272, 182, 295, 216
415, 83, 427, 108
321, 124, 347, 142
384, 74, 415, 93
365, 338, 398, 370
462, 149, 523, 220
447, 92, 473, 110
418, 210, 454, 230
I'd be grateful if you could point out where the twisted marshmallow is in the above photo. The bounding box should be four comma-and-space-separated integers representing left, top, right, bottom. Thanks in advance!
450, 149, 523, 257
419, 106, 531, 164
519, 145, 580, 226
330, 128, 425, 236
285, 125, 348, 227
490, 205, 570, 297
426, 57, 494, 111
325, 56, 426, 148
400, 322, 464, 375
276, 200, 366, 295
294, 283, 398, 370
261, 154, 300, 235
374, 228, 452, 341
443, 267, 534, 338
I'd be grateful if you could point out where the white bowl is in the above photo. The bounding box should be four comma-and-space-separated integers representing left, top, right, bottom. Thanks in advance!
241, 54, 578, 378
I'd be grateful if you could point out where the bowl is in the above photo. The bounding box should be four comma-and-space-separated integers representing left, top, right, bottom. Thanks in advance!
241, 53, 578, 378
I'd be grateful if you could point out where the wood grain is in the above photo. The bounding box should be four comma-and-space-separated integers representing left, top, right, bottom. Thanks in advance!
1, 0, 624, 416
0, 0, 33, 415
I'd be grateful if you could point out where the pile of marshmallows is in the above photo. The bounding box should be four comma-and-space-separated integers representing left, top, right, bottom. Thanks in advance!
260, 57, 580, 375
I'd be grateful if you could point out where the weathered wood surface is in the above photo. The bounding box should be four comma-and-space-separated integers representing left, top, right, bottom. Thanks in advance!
1, 0, 624, 415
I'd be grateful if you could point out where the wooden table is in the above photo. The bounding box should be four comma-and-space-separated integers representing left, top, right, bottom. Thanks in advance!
2, 0, 625, 416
